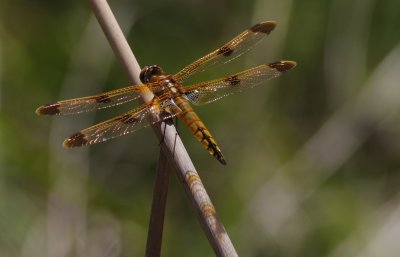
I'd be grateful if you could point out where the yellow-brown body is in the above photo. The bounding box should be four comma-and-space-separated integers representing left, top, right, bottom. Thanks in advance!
173, 95, 226, 165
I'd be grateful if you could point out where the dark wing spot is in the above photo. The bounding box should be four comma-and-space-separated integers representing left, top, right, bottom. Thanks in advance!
118, 114, 138, 124
217, 45, 234, 57
269, 61, 297, 72
35, 103, 61, 115
224, 75, 241, 86
94, 95, 112, 103
250, 21, 277, 34
63, 132, 88, 148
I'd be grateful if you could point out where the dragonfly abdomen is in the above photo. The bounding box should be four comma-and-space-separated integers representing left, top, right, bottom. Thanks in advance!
174, 97, 226, 165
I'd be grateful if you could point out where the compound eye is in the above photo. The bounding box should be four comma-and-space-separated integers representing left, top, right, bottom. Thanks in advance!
139, 66, 164, 83
139, 66, 150, 83
150, 66, 163, 76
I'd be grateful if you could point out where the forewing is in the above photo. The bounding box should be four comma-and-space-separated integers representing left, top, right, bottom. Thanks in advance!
36, 84, 162, 116
62, 97, 183, 147
183, 61, 296, 105
173, 21, 277, 83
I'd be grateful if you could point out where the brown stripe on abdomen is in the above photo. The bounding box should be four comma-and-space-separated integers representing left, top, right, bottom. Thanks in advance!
179, 110, 226, 165
196, 127, 226, 165
174, 96, 226, 165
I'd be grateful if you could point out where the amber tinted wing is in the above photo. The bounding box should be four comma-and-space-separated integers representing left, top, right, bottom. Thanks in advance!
173, 21, 277, 83
63, 96, 182, 148
182, 61, 296, 105
35, 84, 162, 116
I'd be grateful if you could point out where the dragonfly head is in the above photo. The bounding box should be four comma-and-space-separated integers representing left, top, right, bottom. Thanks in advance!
140, 65, 166, 83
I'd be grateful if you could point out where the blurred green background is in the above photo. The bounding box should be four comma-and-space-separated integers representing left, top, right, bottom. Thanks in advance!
1, 0, 400, 256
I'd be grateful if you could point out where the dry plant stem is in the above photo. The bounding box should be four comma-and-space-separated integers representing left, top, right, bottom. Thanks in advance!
89, 0, 238, 256
146, 149, 170, 257
154, 123, 238, 257
89, 0, 141, 85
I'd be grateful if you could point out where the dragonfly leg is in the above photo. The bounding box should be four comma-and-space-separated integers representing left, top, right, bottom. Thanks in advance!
158, 111, 174, 146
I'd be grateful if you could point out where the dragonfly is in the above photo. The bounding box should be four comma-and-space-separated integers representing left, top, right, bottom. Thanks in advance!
36, 21, 296, 165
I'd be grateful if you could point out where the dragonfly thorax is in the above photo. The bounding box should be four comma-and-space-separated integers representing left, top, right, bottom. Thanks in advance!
152, 80, 178, 97
165, 80, 179, 93
139, 65, 166, 83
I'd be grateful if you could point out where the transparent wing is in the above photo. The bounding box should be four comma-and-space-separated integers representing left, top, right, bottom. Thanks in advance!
182, 61, 296, 105
35, 83, 163, 116
173, 21, 277, 83
62, 96, 182, 147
